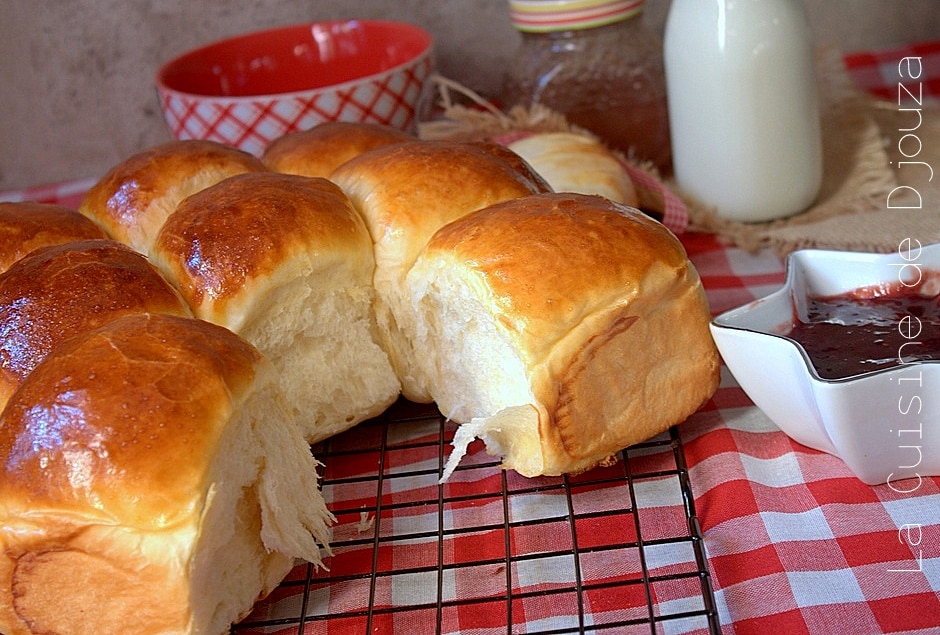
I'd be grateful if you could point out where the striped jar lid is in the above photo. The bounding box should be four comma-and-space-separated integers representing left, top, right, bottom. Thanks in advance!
508, 0, 645, 32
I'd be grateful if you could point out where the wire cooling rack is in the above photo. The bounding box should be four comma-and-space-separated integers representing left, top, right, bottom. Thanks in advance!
232, 398, 720, 635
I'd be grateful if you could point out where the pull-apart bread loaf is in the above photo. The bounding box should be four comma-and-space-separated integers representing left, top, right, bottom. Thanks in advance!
0, 239, 190, 411
151, 171, 400, 443
0, 313, 333, 635
78, 139, 266, 254
0, 122, 718, 630
407, 192, 720, 478
0, 202, 108, 273
330, 139, 552, 403
262, 121, 415, 178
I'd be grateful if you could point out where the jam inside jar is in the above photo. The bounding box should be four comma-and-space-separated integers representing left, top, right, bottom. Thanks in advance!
785, 280, 940, 380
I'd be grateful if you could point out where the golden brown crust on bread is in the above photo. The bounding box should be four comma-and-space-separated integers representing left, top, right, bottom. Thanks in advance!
0, 313, 332, 635
410, 193, 720, 476
262, 121, 414, 177
78, 140, 266, 254
9, 548, 189, 635
151, 171, 400, 441
427, 193, 686, 358
0, 202, 109, 273
152, 171, 371, 326
331, 139, 553, 402
462, 140, 554, 193
507, 132, 638, 206
0, 239, 190, 410
0, 313, 255, 524
0, 314, 259, 635
332, 140, 551, 251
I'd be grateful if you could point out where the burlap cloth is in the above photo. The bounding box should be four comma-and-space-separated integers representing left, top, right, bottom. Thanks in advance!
418, 46, 939, 256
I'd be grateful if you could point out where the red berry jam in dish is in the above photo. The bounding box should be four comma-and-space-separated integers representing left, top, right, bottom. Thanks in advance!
785, 281, 940, 380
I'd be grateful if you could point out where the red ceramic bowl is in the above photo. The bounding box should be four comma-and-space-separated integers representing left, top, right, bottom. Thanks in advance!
155, 20, 434, 156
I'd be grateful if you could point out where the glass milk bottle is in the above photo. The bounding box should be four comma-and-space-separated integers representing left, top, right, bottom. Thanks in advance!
664, 0, 823, 222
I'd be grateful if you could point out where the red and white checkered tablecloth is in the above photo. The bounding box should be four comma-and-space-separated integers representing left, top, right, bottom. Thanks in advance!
844, 40, 940, 105
1, 41, 938, 635
682, 232, 940, 635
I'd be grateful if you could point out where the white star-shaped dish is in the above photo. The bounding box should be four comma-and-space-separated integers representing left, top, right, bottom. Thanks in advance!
710, 243, 940, 486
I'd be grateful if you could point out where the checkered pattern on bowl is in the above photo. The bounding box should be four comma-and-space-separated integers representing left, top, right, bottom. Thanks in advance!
157, 52, 433, 157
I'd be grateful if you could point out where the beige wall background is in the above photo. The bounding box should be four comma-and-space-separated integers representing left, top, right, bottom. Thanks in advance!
1, 0, 938, 191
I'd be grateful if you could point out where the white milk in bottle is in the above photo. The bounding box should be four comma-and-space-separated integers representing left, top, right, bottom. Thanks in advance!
664, 0, 822, 222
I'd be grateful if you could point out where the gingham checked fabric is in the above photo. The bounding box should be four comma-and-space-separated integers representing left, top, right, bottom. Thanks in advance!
1, 40, 938, 635
682, 232, 940, 635
844, 40, 940, 105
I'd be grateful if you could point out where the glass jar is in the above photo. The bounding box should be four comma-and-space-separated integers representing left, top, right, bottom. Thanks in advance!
501, 0, 671, 173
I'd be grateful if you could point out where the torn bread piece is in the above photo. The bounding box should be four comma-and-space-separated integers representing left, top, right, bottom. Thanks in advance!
151, 172, 400, 443
0, 313, 333, 635
407, 192, 720, 478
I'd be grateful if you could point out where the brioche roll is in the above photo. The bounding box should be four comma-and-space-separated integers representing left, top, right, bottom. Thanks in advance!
0, 239, 190, 411
78, 140, 266, 254
0, 313, 332, 635
0, 202, 109, 273
330, 139, 551, 402
262, 121, 414, 177
151, 171, 400, 443
407, 193, 720, 477
508, 132, 639, 206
